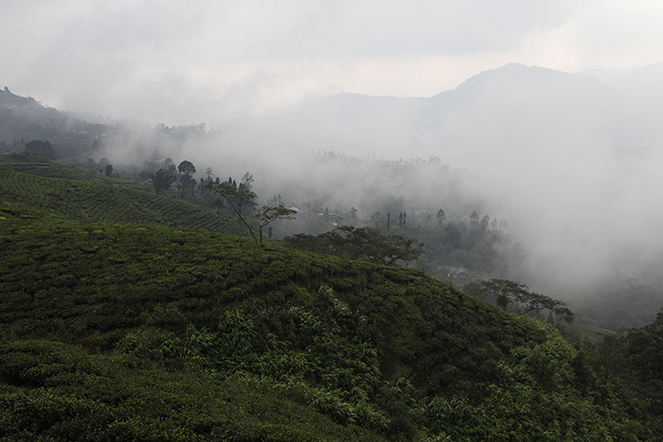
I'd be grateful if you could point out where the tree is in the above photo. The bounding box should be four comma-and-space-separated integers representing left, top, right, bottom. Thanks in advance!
469, 211, 480, 234
466, 279, 574, 322
105, 164, 113, 177
444, 222, 462, 247
626, 309, 663, 382
480, 215, 490, 233
164, 158, 176, 174
25, 140, 58, 161
436, 209, 446, 230
202, 174, 295, 244
256, 205, 297, 243
150, 169, 177, 195
284, 226, 423, 266
178, 160, 197, 200
203, 176, 258, 239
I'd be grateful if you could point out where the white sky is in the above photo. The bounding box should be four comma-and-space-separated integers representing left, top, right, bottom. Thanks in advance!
2, 0, 663, 124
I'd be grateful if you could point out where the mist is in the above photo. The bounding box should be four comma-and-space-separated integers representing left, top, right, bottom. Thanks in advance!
86, 62, 663, 310
6, 2, 663, 324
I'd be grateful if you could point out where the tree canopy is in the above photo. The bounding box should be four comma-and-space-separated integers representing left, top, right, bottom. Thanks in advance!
25, 139, 59, 161
284, 226, 423, 266
465, 278, 574, 322
150, 168, 176, 195
202, 174, 296, 243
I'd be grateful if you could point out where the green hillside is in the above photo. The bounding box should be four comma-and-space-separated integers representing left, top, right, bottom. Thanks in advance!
0, 162, 239, 232
2, 161, 143, 183
1, 159, 663, 440
0, 199, 654, 441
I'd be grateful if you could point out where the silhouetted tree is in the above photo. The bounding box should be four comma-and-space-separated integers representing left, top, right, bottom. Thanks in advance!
203, 173, 295, 244
178, 160, 197, 200
466, 279, 574, 322
436, 209, 446, 229
151, 169, 176, 195
469, 211, 480, 234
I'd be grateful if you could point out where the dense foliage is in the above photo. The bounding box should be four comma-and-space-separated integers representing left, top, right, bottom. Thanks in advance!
284, 226, 423, 266
0, 199, 654, 441
465, 279, 575, 323
1, 160, 662, 440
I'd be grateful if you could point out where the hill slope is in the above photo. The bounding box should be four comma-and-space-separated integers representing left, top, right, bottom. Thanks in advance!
0, 200, 642, 440
0, 162, 239, 232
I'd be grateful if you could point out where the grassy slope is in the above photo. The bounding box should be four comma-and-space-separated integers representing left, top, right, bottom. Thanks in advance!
0, 199, 642, 441
0, 162, 240, 232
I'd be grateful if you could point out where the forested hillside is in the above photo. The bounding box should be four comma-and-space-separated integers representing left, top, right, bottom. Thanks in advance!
0, 152, 662, 440
1, 178, 662, 440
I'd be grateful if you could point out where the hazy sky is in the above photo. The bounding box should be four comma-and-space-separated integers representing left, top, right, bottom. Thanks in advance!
2, 0, 663, 124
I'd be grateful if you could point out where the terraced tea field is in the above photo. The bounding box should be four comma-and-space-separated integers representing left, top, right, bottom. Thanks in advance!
0, 164, 239, 233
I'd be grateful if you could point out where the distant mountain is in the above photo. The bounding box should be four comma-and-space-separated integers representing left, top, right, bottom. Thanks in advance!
578, 61, 663, 90
0, 88, 115, 156
270, 62, 660, 171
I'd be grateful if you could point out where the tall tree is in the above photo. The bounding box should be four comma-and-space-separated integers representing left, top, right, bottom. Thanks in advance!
178, 160, 197, 200
177, 160, 196, 176
256, 205, 297, 243
469, 211, 480, 234
436, 209, 446, 230
202, 174, 295, 244
150, 169, 176, 195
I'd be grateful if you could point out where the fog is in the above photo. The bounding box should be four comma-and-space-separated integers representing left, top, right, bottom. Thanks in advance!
5, 2, 663, 312
81, 62, 663, 307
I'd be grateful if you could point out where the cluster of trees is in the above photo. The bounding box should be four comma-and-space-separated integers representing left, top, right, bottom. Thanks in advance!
148, 159, 198, 197
464, 278, 575, 323
5, 139, 60, 162
284, 225, 423, 266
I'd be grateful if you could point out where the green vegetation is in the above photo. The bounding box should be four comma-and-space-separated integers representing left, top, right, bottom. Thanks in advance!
0, 162, 239, 232
0, 203, 653, 440
465, 279, 575, 323
284, 226, 424, 266
1, 159, 663, 440
203, 174, 297, 243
